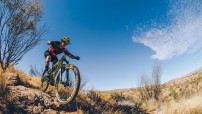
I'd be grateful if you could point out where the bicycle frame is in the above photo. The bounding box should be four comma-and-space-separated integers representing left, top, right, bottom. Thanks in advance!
49, 54, 68, 83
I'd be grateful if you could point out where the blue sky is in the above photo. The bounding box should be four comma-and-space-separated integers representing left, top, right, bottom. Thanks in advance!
17, 0, 202, 90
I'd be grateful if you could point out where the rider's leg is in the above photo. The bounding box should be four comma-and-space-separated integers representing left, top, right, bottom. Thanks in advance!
43, 51, 51, 78
51, 56, 58, 71
45, 56, 51, 70
49, 56, 58, 86
45, 51, 51, 70
43, 50, 51, 77
42, 56, 51, 80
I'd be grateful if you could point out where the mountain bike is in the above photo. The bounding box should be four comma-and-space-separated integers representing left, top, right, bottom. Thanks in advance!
41, 54, 80, 104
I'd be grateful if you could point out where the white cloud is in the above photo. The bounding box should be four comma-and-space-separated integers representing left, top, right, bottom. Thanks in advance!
132, 0, 202, 60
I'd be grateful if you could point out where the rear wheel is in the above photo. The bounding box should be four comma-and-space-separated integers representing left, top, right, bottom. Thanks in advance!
41, 71, 50, 92
55, 64, 80, 104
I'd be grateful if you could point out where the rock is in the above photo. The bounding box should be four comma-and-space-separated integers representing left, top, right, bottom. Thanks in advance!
5, 73, 20, 86
32, 106, 43, 113
1, 74, 81, 113
0, 97, 8, 113
5, 86, 60, 113
42, 109, 58, 114
60, 110, 83, 114
5, 85, 78, 113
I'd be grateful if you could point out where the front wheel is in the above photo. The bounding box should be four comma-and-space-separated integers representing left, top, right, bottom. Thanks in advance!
55, 64, 80, 104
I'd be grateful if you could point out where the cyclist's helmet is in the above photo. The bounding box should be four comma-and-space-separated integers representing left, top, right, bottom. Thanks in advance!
61, 36, 71, 44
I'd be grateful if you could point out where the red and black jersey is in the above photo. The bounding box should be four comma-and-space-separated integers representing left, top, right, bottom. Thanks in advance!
48, 41, 71, 57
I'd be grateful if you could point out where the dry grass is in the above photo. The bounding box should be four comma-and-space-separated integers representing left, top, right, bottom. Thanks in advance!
1, 66, 202, 113
148, 70, 202, 113
162, 93, 202, 114
0, 67, 15, 96
95, 69, 202, 113
13, 68, 41, 88
0, 66, 41, 90
0, 74, 6, 96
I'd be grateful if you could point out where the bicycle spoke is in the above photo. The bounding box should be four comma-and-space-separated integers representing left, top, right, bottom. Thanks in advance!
41, 73, 49, 92
55, 64, 80, 104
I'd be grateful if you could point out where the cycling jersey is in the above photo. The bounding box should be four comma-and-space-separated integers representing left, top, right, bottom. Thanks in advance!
48, 41, 70, 57
44, 41, 75, 64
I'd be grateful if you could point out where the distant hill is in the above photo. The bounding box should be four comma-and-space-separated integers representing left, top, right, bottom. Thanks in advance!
97, 67, 202, 113
165, 67, 202, 84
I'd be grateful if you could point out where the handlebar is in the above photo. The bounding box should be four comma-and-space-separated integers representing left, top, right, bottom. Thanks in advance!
62, 54, 79, 64
64, 58, 69, 64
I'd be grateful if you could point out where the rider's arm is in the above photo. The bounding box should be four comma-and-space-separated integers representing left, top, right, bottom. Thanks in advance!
63, 48, 78, 59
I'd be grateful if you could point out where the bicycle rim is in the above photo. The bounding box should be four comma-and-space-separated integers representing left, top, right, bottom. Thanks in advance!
55, 64, 80, 104
41, 73, 49, 92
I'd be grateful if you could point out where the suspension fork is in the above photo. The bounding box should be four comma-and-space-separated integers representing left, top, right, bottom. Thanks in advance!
63, 59, 70, 82
62, 64, 70, 82
66, 69, 70, 84
55, 64, 69, 83
54, 68, 62, 82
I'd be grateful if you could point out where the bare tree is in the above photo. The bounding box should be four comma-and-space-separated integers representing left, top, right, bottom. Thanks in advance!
138, 73, 153, 101
0, 0, 47, 72
152, 60, 162, 100
29, 64, 43, 76
137, 61, 162, 101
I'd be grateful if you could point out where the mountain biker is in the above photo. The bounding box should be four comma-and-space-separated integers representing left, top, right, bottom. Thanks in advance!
44, 36, 80, 80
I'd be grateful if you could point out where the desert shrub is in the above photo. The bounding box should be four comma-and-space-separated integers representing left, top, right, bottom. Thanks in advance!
87, 90, 102, 105
0, 74, 6, 96
170, 89, 179, 100
111, 92, 126, 103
